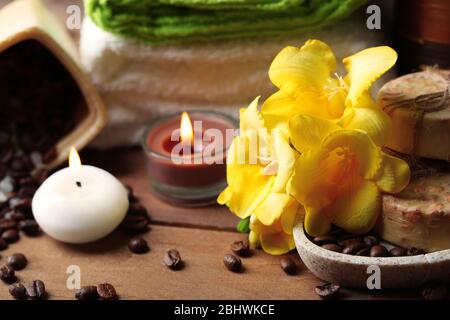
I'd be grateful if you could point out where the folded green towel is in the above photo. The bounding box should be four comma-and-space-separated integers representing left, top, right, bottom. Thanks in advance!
85, 0, 366, 45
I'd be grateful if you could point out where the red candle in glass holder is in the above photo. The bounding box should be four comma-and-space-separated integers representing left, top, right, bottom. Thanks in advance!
142, 111, 237, 206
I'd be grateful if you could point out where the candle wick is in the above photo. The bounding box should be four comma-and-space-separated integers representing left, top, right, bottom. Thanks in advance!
76, 181, 82, 188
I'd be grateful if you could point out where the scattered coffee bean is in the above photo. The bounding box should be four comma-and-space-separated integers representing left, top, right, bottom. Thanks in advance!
363, 235, 379, 247
5, 211, 26, 222
0, 238, 8, 250
312, 235, 336, 246
230, 239, 250, 257
280, 257, 297, 275
128, 237, 149, 254
370, 245, 390, 257
97, 283, 118, 300
164, 249, 182, 270
0, 265, 16, 283
321, 243, 343, 253
422, 283, 448, 300
121, 215, 149, 233
223, 254, 242, 273
407, 247, 426, 256
26, 280, 46, 299
0, 218, 17, 230
315, 283, 340, 299
2, 229, 19, 243
356, 248, 371, 256
390, 247, 408, 257
7, 253, 27, 270
18, 219, 40, 236
338, 237, 362, 247
75, 286, 99, 300
9, 283, 27, 299
342, 242, 366, 255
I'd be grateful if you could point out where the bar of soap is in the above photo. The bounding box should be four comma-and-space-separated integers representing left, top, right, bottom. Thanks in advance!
378, 69, 450, 160
377, 173, 450, 252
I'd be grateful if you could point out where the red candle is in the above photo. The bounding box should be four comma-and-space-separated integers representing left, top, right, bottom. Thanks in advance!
142, 111, 237, 206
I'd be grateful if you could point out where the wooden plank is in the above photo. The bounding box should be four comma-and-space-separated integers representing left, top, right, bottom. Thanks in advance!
82, 148, 240, 231
0, 225, 418, 300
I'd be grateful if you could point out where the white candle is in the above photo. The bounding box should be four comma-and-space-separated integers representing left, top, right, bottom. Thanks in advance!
32, 148, 129, 243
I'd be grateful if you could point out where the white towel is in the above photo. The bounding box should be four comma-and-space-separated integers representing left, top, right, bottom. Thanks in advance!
80, 16, 393, 148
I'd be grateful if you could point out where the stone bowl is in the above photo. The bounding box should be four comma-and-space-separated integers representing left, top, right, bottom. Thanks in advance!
293, 217, 450, 289
0, 0, 107, 169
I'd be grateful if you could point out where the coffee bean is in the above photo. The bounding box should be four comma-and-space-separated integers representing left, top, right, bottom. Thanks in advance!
363, 235, 378, 247
280, 257, 297, 275
0, 238, 8, 250
422, 283, 448, 300
121, 215, 149, 233
7, 253, 27, 270
0, 265, 16, 283
26, 280, 46, 299
128, 237, 149, 254
321, 243, 343, 253
315, 283, 340, 299
230, 239, 250, 257
42, 147, 57, 164
75, 286, 99, 300
0, 218, 17, 230
5, 211, 26, 222
338, 237, 363, 247
342, 242, 366, 255
390, 247, 408, 257
97, 283, 117, 300
33, 168, 49, 184
407, 247, 426, 256
18, 219, 40, 236
9, 283, 27, 299
2, 229, 19, 243
18, 186, 37, 198
223, 254, 242, 273
370, 245, 390, 257
128, 203, 147, 216
164, 249, 182, 270
356, 248, 371, 256
10, 198, 31, 212
312, 235, 336, 246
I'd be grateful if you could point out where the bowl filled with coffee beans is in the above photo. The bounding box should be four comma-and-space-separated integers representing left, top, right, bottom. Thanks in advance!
293, 216, 450, 289
0, 0, 107, 170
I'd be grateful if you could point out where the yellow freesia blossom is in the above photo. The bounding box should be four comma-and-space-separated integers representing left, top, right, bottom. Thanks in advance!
218, 97, 300, 254
248, 206, 300, 255
262, 39, 396, 145
288, 115, 411, 236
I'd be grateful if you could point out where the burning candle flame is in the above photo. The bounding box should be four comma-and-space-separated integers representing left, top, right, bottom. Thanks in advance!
69, 147, 82, 168
180, 112, 194, 144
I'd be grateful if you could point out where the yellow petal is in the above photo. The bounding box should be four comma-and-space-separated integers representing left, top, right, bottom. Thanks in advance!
255, 193, 298, 226
249, 230, 261, 248
337, 106, 391, 146
344, 46, 397, 107
240, 96, 264, 131
304, 207, 331, 237
322, 129, 383, 179
289, 115, 340, 153
260, 231, 295, 255
269, 40, 336, 97
330, 179, 381, 234
219, 136, 274, 219
375, 153, 411, 193
281, 205, 302, 235
272, 130, 298, 192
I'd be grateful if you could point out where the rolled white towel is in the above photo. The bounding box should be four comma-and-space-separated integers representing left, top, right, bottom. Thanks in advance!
80, 15, 394, 148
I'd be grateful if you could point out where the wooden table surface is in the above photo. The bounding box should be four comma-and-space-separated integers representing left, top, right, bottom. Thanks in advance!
0, 0, 420, 300
0, 148, 420, 300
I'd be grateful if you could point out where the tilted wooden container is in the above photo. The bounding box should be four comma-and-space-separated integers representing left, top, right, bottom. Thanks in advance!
0, 0, 107, 169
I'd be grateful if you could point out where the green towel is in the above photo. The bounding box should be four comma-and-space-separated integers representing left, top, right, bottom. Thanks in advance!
85, 0, 366, 45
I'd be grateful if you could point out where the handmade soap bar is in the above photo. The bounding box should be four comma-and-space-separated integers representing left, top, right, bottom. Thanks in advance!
377, 173, 450, 252
378, 69, 450, 161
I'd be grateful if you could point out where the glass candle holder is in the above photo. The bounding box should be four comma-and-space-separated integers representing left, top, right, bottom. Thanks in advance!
141, 111, 237, 207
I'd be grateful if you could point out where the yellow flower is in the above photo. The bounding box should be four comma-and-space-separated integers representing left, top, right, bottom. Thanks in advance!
288, 115, 411, 236
248, 211, 299, 255
218, 97, 300, 254
262, 40, 396, 145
